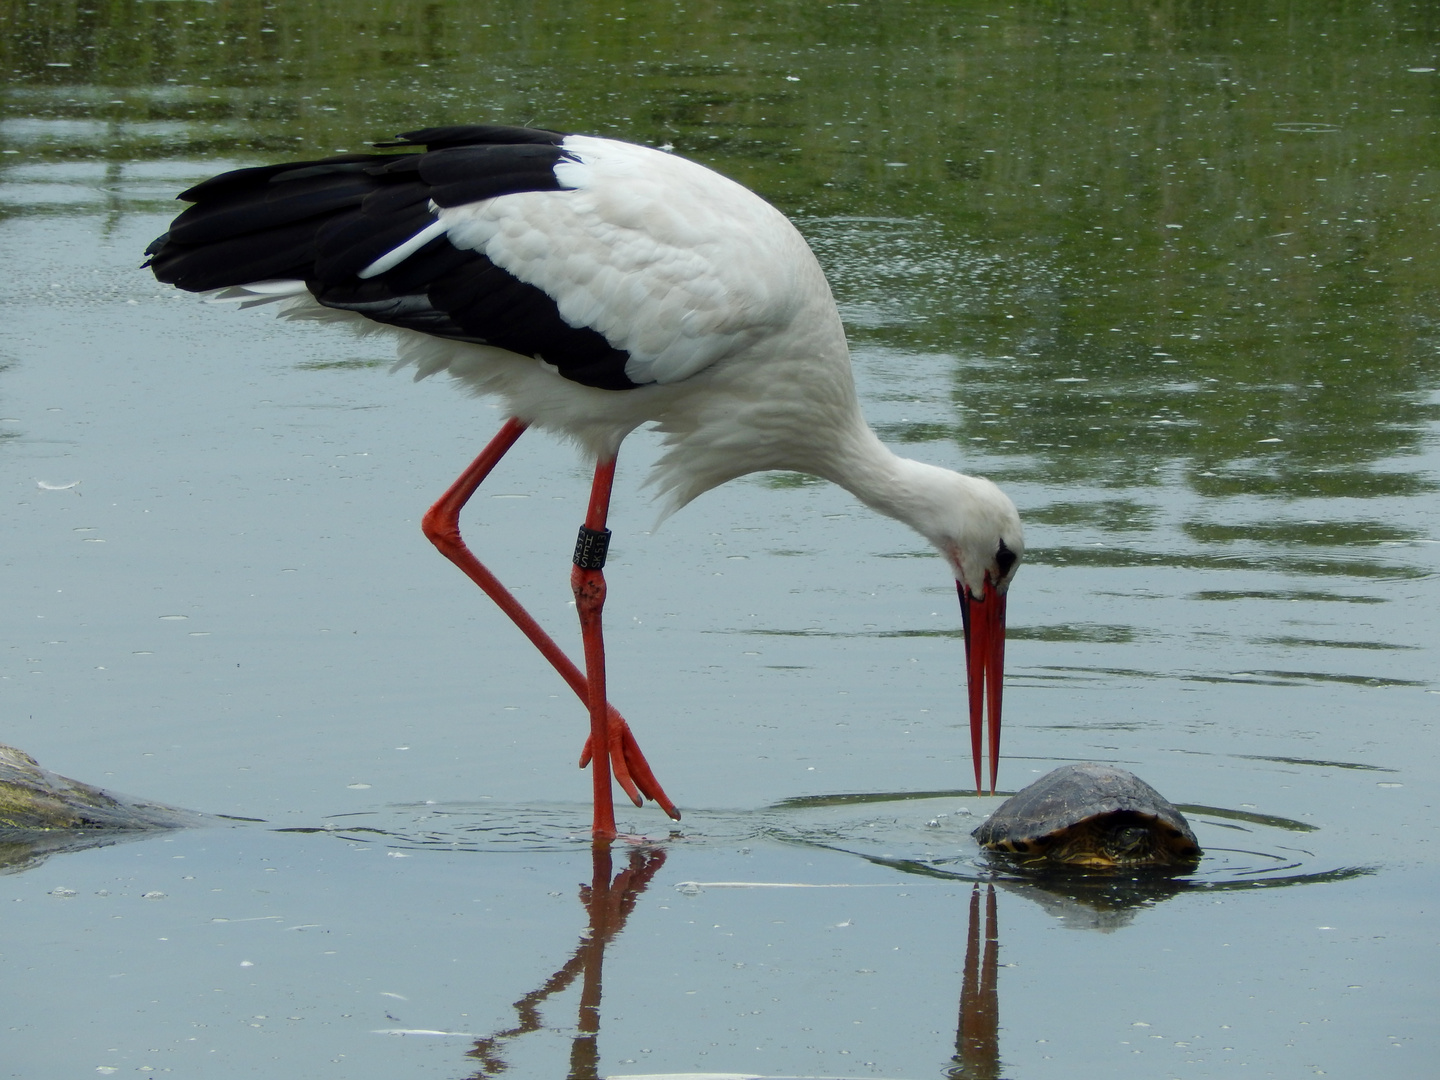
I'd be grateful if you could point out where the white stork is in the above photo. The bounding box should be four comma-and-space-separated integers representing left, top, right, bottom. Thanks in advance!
145, 124, 1023, 839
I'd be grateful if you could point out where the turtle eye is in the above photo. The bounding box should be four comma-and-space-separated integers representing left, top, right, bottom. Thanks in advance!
1115, 826, 1149, 852
995, 539, 1017, 578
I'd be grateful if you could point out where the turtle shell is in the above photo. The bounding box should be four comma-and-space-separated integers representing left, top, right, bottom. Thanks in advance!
972, 763, 1201, 869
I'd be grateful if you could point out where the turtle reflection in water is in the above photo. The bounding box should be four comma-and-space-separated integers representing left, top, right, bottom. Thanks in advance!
973, 763, 1202, 870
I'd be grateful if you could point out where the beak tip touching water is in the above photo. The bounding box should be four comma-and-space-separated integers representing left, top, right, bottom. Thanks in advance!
959, 580, 1007, 795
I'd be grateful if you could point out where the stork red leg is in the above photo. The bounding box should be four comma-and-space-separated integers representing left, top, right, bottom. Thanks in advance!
421, 418, 679, 830
572, 458, 618, 838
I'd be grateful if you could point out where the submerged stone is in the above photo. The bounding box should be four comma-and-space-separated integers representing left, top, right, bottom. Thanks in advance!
0, 743, 199, 837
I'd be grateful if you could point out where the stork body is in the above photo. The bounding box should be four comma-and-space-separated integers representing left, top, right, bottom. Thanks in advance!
147, 125, 1023, 838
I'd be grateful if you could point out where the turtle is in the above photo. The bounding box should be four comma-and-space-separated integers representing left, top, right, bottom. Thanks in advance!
972, 763, 1202, 870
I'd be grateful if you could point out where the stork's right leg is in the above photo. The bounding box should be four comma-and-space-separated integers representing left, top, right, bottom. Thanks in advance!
421, 418, 678, 822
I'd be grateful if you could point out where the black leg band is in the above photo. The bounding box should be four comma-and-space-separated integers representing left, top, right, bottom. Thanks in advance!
573, 525, 612, 570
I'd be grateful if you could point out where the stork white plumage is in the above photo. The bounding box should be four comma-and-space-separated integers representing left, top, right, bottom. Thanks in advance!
146, 124, 1023, 839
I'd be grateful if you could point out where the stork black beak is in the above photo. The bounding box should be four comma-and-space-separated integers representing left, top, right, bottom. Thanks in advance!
958, 578, 1007, 795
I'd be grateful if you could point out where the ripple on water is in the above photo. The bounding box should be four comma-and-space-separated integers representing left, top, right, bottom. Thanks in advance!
275, 791, 1372, 916
273, 803, 639, 853
753, 790, 1372, 928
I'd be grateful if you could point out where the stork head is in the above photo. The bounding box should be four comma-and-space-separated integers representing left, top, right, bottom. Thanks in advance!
934, 475, 1024, 603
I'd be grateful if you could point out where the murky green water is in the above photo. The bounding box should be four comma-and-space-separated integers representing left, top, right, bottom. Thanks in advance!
2, 2, 1437, 1078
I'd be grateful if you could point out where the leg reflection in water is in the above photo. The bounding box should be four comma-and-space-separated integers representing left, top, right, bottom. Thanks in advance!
949, 883, 1001, 1080
457, 851, 1005, 1078
464, 844, 667, 1080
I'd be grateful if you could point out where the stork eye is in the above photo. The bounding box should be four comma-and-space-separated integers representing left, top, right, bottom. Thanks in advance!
995, 538, 1018, 577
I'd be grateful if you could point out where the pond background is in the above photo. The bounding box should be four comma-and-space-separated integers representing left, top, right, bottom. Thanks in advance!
1, 2, 1437, 1078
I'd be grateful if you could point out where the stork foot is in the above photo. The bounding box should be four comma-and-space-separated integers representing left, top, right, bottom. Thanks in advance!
579, 709, 681, 821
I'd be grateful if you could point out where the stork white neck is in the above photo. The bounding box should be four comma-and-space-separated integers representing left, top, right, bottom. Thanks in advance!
810, 423, 1023, 596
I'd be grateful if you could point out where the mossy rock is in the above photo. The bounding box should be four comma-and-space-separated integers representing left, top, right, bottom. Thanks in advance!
0, 743, 201, 834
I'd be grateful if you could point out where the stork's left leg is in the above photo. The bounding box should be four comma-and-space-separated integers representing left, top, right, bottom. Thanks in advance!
573, 457, 621, 839
569, 459, 679, 834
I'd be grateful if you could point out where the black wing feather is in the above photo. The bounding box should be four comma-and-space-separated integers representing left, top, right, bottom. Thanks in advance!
175, 155, 377, 202
166, 171, 375, 246
145, 124, 639, 391
416, 145, 574, 207
147, 220, 334, 291
312, 203, 438, 281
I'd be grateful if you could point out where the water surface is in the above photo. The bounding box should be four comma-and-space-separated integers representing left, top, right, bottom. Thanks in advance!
2, 2, 1437, 1077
